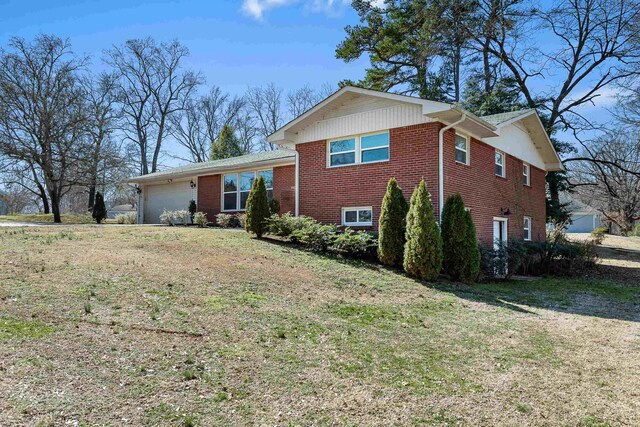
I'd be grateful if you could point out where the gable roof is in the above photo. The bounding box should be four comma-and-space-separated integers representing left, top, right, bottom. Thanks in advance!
128, 149, 296, 184
267, 86, 562, 171
481, 109, 537, 127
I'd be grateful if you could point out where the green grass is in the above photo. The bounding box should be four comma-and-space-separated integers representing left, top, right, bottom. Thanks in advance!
0, 226, 637, 426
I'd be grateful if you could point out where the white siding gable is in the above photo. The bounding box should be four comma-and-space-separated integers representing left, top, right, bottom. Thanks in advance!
297, 103, 433, 144
484, 123, 546, 170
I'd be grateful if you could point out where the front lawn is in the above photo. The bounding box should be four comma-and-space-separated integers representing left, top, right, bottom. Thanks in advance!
0, 213, 96, 224
1, 226, 638, 426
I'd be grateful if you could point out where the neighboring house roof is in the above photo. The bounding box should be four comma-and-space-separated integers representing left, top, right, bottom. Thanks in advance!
128, 149, 297, 184
560, 193, 600, 215
109, 204, 136, 211
268, 86, 562, 171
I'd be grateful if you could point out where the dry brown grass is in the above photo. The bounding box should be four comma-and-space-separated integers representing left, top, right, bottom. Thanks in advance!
1, 226, 639, 426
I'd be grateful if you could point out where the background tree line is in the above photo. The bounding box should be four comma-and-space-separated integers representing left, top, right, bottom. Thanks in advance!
0, 35, 334, 222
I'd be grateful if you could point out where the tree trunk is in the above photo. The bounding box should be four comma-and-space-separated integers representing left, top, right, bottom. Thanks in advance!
50, 190, 61, 223
88, 184, 96, 210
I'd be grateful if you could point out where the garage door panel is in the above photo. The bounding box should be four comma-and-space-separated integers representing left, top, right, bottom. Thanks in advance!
144, 181, 193, 224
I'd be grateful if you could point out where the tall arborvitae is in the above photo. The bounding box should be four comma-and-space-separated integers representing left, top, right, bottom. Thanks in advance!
245, 176, 270, 238
441, 193, 480, 283
403, 180, 442, 280
92, 191, 107, 224
378, 178, 409, 266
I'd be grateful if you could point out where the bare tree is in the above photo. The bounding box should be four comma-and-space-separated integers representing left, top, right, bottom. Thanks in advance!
470, 0, 640, 210
0, 35, 90, 223
105, 38, 202, 174
83, 72, 124, 209
169, 86, 246, 162
572, 128, 640, 234
246, 83, 285, 151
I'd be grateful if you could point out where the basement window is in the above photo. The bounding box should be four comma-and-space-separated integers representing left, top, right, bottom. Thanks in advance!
342, 207, 373, 227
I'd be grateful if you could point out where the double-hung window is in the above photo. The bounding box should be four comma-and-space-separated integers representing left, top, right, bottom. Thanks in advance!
328, 132, 389, 167
455, 134, 469, 164
524, 216, 532, 241
523, 162, 531, 186
222, 169, 273, 211
495, 150, 506, 177
342, 207, 373, 226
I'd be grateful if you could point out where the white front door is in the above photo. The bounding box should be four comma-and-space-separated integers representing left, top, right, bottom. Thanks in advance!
493, 218, 508, 249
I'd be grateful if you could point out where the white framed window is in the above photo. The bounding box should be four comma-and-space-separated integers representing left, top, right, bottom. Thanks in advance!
523, 162, 531, 186
524, 216, 532, 241
342, 207, 373, 226
455, 134, 469, 164
222, 169, 273, 211
495, 150, 506, 177
328, 132, 389, 167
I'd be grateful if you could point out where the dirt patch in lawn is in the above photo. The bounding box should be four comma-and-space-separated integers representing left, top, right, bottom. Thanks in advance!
1, 226, 639, 426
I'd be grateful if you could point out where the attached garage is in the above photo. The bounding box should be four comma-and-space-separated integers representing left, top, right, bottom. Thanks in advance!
142, 180, 195, 224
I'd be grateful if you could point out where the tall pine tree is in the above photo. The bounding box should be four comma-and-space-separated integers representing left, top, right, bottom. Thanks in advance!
210, 124, 244, 160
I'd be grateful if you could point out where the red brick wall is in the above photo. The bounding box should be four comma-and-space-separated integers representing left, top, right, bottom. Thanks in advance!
196, 164, 296, 222
441, 129, 546, 243
197, 174, 220, 222
296, 122, 547, 243
273, 165, 296, 214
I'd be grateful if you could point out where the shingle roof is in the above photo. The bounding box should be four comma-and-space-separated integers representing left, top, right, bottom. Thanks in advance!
481, 109, 536, 126
128, 149, 297, 183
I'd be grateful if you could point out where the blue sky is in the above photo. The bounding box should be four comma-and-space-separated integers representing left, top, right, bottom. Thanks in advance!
0, 0, 368, 97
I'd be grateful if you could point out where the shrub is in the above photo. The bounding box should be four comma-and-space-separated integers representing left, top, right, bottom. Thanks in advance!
115, 213, 126, 224
160, 210, 173, 226
173, 210, 190, 226
245, 176, 270, 238
237, 213, 246, 228
269, 198, 281, 215
378, 178, 409, 267
441, 193, 480, 283
266, 213, 316, 239
216, 213, 234, 228
193, 211, 207, 228
403, 180, 442, 280
331, 229, 377, 258
92, 192, 107, 224
188, 200, 197, 221
116, 212, 137, 224
291, 222, 338, 251
591, 226, 607, 244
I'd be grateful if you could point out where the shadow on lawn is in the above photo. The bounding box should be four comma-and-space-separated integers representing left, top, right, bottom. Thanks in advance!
261, 237, 640, 322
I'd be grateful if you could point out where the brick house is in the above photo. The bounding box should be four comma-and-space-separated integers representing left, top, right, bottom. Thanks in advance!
129, 87, 562, 245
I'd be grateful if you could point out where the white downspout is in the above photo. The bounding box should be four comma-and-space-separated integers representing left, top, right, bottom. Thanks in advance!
438, 113, 466, 223
294, 149, 300, 217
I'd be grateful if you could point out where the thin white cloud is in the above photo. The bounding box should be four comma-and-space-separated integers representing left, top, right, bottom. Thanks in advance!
241, 0, 385, 20
241, 0, 294, 20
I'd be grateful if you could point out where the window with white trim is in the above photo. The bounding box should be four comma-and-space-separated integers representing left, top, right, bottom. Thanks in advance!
495, 150, 506, 177
455, 134, 469, 164
342, 207, 373, 226
523, 162, 531, 186
524, 216, 532, 241
328, 132, 389, 167
222, 169, 273, 211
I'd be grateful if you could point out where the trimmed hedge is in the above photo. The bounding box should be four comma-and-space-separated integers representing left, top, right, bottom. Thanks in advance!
245, 176, 270, 238
403, 180, 442, 280
441, 193, 480, 283
378, 178, 409, 267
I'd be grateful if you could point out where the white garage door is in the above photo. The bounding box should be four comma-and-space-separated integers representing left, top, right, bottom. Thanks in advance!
143, 181, 194, 224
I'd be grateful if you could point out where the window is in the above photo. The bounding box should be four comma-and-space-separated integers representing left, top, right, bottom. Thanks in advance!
523, 162, 530, 186
342, 207, 373, 226
455, 134, 469, 164
328, 132, 389, 167
495, 150, 506, 177
222, 170, 273, 211
524, 216, 532, 241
